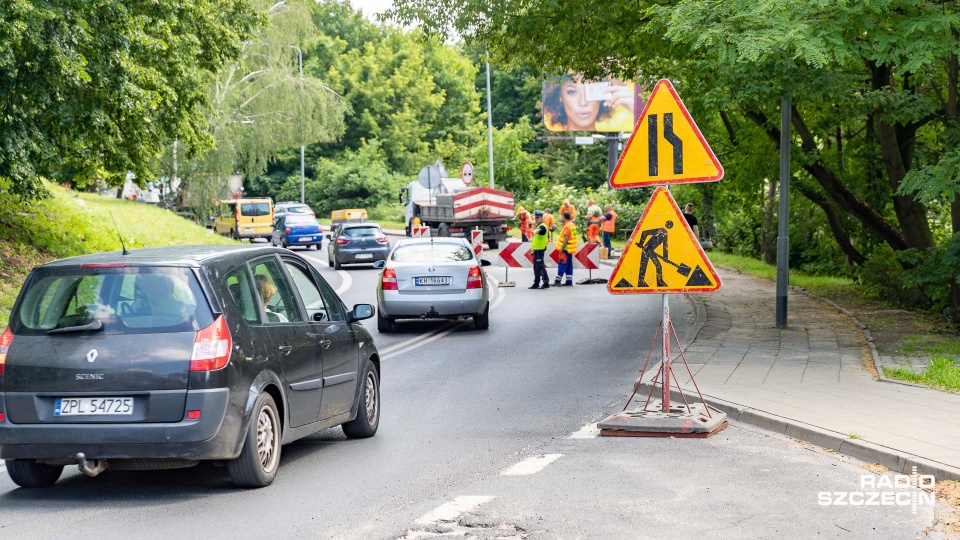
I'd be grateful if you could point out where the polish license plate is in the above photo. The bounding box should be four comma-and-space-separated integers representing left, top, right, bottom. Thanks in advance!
243, 227, 254, 233
299, 236, 314, 242
355, 253, 373, 259
414, 276, 451, 286
55, 397, 134, 416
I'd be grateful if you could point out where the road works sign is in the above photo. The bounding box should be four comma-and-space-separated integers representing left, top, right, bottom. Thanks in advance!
607, 187, 721, 294
412, 226, 430, 238
609, 79, 723, 188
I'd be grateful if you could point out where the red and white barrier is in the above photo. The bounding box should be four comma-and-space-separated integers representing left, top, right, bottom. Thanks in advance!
471, 230, 484, 256
412, 226, 430, 238
453, 187, 515, 220
497, 242, 599, 270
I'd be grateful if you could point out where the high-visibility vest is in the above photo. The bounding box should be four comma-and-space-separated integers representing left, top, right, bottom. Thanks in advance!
531, 223, 548, 250
601, 210, 617, 233
559, 203, 576, 219
556, 222, 578, 253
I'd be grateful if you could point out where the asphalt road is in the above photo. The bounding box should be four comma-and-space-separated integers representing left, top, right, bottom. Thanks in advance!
0, 237, 940, 539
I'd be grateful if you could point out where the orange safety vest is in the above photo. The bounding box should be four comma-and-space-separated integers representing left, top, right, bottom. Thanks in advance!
601, 209, 617, 233
559, 203, 576, 220
543, 213, 556, 231
556, 221, 578, 253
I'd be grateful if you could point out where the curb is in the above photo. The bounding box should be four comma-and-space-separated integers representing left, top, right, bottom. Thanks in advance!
639, 382, 960, 481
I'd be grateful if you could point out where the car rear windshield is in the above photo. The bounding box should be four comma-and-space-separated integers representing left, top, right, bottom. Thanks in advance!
343, 226, 381, 237
285, 215, 319, 225
240, 202, 271, 216
390, 243, 473, 263
11, 267, 214, 336
283, 205, 312, 214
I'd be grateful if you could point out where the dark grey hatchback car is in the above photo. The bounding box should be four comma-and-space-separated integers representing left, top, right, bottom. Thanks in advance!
0, 245, 380, 488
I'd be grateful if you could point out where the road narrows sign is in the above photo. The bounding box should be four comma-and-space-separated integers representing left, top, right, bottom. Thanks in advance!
609, 79, 723, 188
607, 187, 721, 294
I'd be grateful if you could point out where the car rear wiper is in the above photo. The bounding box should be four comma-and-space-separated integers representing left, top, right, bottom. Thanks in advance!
47, 319, 104, 334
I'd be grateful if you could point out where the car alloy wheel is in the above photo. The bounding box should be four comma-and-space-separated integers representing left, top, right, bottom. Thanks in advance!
363, 371, 379, 426
256, 406, 280, 473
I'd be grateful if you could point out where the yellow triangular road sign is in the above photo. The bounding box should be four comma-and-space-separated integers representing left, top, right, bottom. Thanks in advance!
609, 79, 723, 188
608, 187, 722, 294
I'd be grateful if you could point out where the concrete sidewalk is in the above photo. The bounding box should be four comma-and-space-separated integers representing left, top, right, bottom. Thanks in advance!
602, 260, 960, 480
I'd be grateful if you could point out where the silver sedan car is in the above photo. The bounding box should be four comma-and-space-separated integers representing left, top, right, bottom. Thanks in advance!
375, 238, 492, 332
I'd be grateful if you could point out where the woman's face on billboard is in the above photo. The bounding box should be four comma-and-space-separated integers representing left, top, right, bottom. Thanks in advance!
561, 81, 600, 131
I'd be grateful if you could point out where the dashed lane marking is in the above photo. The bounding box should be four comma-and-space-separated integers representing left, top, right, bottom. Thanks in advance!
414, 496, 496, 526
500, 454, 563, 476
568, 423, 601, 439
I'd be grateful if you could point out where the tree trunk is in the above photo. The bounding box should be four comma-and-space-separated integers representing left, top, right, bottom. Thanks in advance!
762, 179, 777, 264
795, 182, 866, 265
701, 182, 717, 241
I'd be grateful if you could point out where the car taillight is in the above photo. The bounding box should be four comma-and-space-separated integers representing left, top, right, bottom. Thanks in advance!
0, 326, 11, 375
449, 228, 463, 233
382, 268, 398, 291
336, 237, 350, 245
285, 227, 291, 235
190, 315, 232, 372
376, 236, 389, 244
501, 225, 511, 232
235, 207, 240, 221
467, 266, 483, 289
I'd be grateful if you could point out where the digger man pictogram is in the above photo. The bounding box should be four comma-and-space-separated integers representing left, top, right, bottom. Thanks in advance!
636, 220, 693, 287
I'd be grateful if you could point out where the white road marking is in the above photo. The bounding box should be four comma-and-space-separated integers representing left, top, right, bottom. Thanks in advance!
568, 423, 601, 439
414, 496, 496, 526
487, 274, 505, 311
301, 250, 352, 296
381, 321, 470, 361
380, 324, 453, 354
501, 454, 563, 476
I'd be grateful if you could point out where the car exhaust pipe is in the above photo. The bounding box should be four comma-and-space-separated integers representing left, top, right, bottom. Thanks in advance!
75, 452, 107, 478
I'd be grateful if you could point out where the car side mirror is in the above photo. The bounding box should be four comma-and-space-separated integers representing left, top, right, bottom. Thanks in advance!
372, 260, 386, 269
480, 259, 492, 267
350, 304, 374, 322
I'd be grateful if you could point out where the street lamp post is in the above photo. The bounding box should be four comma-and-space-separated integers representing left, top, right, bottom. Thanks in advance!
485, 51, 495, 189
291, 45, 305, 204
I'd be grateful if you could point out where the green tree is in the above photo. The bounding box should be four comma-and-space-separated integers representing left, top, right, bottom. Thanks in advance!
0, 0, 260, 198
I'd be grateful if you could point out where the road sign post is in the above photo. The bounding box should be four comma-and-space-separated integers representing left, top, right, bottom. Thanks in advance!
598, 79, 728, 438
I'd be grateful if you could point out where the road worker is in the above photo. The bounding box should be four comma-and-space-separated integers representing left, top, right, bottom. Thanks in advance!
559, 199, 576, 221
529, 211, 550, 289
586, 199, 602, 244
553, 211, 578, 287
543, 208, 556, 241
600, 204, 617, 256
516, 205, 531, 241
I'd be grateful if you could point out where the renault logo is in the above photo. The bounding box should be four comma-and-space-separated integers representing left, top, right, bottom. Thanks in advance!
86, 349, 98, 363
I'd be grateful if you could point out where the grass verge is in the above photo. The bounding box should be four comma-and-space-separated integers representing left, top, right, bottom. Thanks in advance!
882, 356, 960, 391
0, 183, 237, 326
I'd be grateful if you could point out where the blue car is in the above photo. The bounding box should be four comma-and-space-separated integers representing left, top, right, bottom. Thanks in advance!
271, 214, 323, 249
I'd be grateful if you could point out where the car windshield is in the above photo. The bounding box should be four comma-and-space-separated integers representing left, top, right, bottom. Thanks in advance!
391, 243, 473, 263
240, 202, 271, 216
285, 215, 318, 225
11, 267, 214, 336
343, 226, 380, 237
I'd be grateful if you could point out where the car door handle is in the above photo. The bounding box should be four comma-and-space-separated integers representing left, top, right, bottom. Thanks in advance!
278, 345, 293, 356
319, 339, 332, 350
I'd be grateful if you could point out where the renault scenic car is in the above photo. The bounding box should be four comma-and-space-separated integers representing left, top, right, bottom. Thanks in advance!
0, 246, 380, 488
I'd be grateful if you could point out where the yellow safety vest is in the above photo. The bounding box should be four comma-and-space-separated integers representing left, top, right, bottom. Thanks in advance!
556, 222, 578, 253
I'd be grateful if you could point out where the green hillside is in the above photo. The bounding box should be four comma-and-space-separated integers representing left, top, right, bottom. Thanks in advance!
0, 183, 238, 326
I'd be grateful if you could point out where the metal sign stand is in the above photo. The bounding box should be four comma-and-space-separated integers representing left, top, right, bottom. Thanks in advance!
576, 267, 608, 285
500, 266, 515, 287
599, 185, 727, 438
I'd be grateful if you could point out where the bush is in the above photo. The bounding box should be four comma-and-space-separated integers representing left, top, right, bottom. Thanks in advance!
858, 238, 960, 319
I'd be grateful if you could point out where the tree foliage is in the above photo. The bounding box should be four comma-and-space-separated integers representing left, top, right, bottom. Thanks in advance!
390, 0, 960, 321
0, 0, 260, 198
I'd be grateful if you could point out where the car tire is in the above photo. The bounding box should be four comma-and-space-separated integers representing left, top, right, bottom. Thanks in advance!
342, 360, 380, 439
227, 392, 281, 488
487, 239, 498, 251
473, 301, 490, 330
6, 459, 64, 488
231, 229, 239, 241
334, 258, 343, 270
377, 310, 393, 333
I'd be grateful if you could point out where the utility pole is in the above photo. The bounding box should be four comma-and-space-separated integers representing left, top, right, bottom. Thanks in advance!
775, 94, 791, 328
485, 51, 495, 188
291, 45, 305, 204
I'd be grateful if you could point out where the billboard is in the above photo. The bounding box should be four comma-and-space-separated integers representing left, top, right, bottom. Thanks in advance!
542, 75, 646, 133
